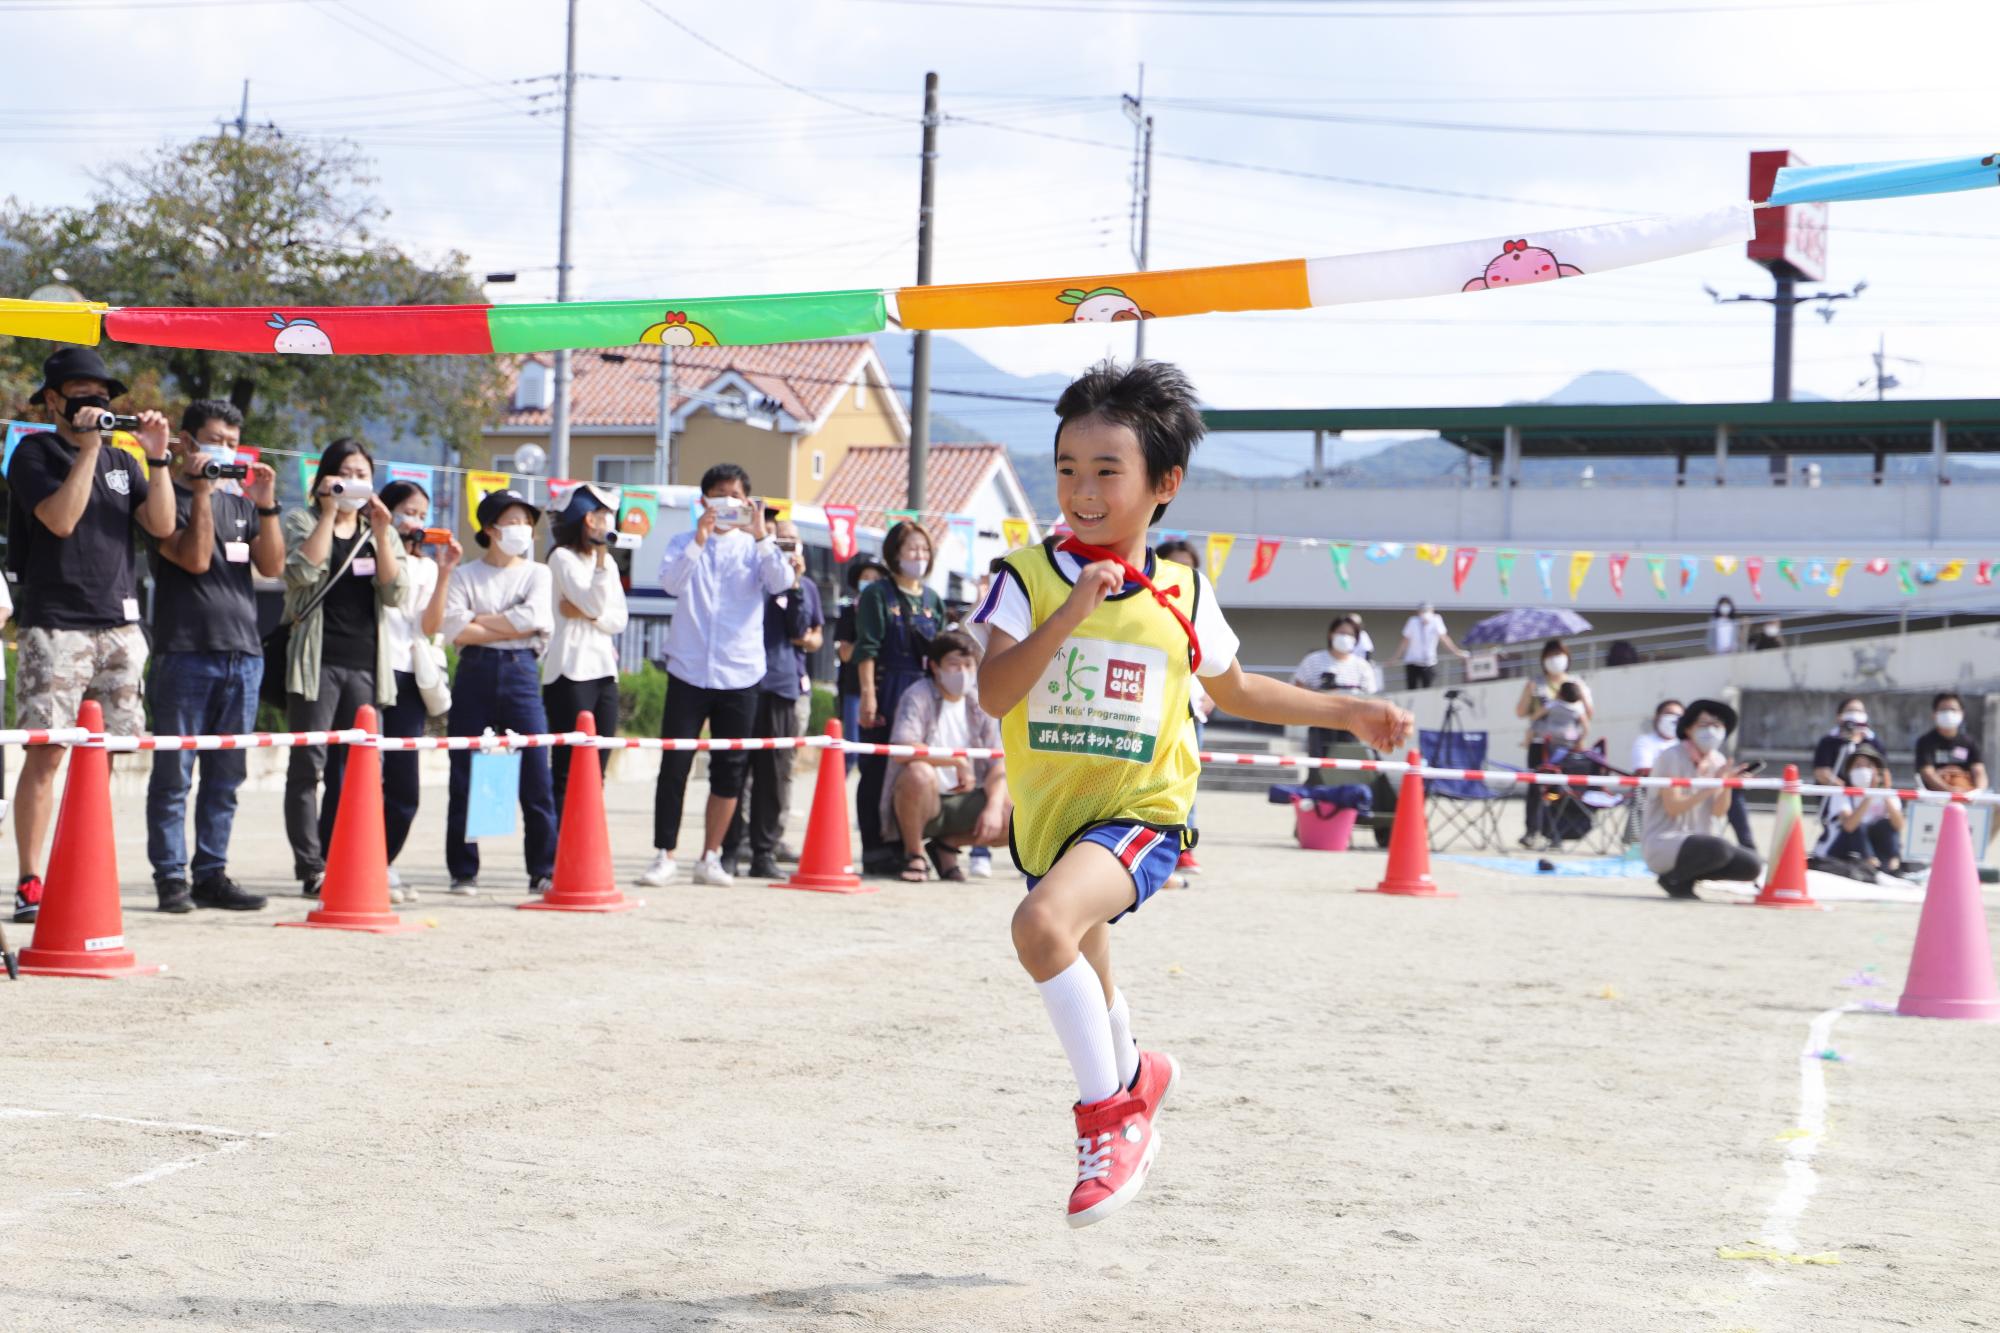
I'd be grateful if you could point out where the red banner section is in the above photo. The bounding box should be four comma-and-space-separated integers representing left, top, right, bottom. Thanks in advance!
104, 305, 495, 356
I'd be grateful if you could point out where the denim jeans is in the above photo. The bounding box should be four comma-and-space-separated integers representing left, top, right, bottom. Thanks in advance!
146, 650, 262, 884
445, 647, 558, 883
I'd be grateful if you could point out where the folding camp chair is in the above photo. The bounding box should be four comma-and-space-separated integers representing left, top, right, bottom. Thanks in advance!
1420, 726, 1520, 851
1535, 742, 1637, 855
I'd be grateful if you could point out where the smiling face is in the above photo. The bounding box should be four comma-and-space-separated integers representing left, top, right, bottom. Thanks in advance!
393, 489, 429, 526
1055, 415, 1180, 553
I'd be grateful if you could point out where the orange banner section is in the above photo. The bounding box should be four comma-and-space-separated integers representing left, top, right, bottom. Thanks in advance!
896, 258, 1309, 331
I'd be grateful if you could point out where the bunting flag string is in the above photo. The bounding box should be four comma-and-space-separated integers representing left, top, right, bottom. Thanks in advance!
1, 151, 1993, 352
1568, 551, 1595, 601
1329, 543, 1352, 590
1247, 537, 1282, 583
1829, 558, 1853, 598
1607, 552, 1629, 598
1646, 555, 1668, 600
1451, 546, 1478, 593
1206, 532, 1237, 581
1747, 556, 1766, 601
1494, 548, 1517, 596
1535, 552, 1556, 600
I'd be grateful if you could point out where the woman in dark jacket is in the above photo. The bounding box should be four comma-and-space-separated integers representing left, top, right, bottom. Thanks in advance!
853, 522, 944, 874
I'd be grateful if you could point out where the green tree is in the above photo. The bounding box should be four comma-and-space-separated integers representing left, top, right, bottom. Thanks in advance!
0, 130, 503, 449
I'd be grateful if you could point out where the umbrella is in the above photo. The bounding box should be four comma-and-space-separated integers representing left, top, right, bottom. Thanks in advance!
1462, 607, 1592, 648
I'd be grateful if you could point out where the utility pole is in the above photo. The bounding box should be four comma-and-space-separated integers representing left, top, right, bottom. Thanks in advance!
549, 0, 580, 489
908, 71, 939, 515
655, 346, 674, 485
1123, 67, 1152, 361
236, 80, 249, 137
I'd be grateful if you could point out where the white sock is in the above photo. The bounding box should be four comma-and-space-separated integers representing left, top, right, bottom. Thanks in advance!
1105, 988, 1141, 1091
1036, 956, 1121, 1105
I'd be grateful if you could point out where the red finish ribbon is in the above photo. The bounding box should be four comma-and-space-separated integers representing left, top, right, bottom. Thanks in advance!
1057, 537, 1203, 673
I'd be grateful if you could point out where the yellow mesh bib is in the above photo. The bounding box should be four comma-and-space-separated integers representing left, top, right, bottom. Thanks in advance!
997, 541, 1200, 877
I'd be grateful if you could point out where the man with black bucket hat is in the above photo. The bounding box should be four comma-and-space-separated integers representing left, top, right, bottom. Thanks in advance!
1638, 698, 1765, 900
5, 348, 177, 924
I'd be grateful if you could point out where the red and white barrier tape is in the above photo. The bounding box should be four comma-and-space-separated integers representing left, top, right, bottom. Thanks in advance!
12, 727, 1998, 807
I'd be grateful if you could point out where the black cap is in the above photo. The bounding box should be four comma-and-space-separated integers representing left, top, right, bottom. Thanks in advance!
1840, 742, 1888, 779
475, 488, 542, 530
39, 346, 127, 400
1677, 698, 1740, 739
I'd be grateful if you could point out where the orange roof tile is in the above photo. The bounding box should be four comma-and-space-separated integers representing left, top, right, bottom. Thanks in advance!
499, 339, 883, 430
816, 443, 1014, 537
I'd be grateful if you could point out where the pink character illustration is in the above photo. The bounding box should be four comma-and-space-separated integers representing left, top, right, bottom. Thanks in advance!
268, 314, 334, 355
1057, 286, 1153, 323
1462, 240, 1583, 292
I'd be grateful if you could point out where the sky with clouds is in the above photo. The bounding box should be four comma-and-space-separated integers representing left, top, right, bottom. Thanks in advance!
8, 0, 2000, 463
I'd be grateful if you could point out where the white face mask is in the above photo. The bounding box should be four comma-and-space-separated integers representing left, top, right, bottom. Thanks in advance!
899, 557, 928, 580
194, 441, 236, 468
1657, 715, 1682, 739
1331, 633, 1357, 654
1937, 710, 1964, 730
1848, 765, 1876, 787
1841, 711, 1868, 727
937, 667, 970, 697
495, 525, 534, 557
1545, 655, 1568, 675
1690, 725, 1726, 754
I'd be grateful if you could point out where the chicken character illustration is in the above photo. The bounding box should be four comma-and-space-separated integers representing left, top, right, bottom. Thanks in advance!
268, 314, 334, 355
1462, 240, 1583, 292
640, 311, 719, 346
1056, 286, 1153, 323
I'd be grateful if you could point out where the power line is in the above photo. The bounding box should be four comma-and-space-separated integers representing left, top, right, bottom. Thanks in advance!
1150, 98, 1966, 143
844, 0, 1893, 16
626, 0, 914, 122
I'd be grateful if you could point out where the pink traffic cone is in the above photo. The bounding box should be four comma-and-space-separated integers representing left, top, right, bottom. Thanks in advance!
1897, 803, 2000, 1021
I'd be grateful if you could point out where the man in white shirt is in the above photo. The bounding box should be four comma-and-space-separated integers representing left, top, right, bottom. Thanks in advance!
1397, 602, 1469, 691
639, 464, 794, 887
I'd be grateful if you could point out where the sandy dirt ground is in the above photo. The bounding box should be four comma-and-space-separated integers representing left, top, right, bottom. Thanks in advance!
2, 771, 1996, 1332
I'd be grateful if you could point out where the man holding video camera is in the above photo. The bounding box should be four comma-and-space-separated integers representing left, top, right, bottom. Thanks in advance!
142, 400, 283, 914
638, 463, 794, 888
5, 348, 177, 924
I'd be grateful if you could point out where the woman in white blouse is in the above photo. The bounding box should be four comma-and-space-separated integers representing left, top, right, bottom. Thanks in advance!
379, 480, 459, 902
1292, 615, 1376, 757
542, 484, 629, 815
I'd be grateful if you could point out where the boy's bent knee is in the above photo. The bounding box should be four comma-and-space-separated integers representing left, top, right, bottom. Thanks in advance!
1010, 896, 1074, 974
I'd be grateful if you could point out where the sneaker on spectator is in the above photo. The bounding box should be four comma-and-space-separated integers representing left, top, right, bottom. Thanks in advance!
636, 851, 677, 887
968, 847, 993, 878
387, 868, 404, 892
1175, 849, 1200, 874
775, 845, 800, 865
14, 875, 44, 923
448, 878, 479, 897
156, 878, 194, 914
1066, 1090, 1160, 1228
192, 874, 266, 912
692, 852, 735, 887
747, 855, 782, 881
529, 875, 553, 896
301, 872, 323, 899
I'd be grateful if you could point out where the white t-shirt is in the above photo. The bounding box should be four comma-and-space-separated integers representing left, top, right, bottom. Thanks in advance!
972, 548, 1242, 680
1292, 649, 1375, 694
382, 553, 438, 675
1630, 729, 1676, 773
1816, 788, 1902, 858
931, 696, 971, 791
1400, 611, 1447, 666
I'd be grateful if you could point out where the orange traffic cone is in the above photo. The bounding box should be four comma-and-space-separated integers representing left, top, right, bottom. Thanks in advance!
1361, 749, 1453, 898
18, 700, 165, 979
1746, 795, 1822, 909
278, 705, 423, 935
522, 711, 641, 913
1897, 802, 2000, 1020
775, 720, 875, 895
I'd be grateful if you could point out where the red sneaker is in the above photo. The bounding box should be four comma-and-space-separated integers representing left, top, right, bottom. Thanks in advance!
12, 875, 42, 924
1130, 1049, 1180, 1122
1175, 850, 1200, 873
1066, 1090, 1159, 1228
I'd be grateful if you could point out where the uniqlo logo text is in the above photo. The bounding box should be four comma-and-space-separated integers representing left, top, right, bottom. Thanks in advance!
1105, 659, 1146, 703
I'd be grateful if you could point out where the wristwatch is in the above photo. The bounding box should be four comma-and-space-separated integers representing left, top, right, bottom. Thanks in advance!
257, 505, 282, 517
146, 455, 170, 469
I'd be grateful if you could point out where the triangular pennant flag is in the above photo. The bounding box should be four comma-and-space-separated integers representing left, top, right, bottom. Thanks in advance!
1451, 546, 1478, 593
885, 507, 920, 528
1978, 560, 1993, 588
1714, 555, 1740, 576
1777, 558, 1801, 590
1828, 557, 1852, 598
766, 496, 794, 524
1247, 537, 1281, 582
825, 503, 860, 563
1746, 556, 1764, 600
1897, 560, 1916, 595
1001, 517, 1031, 549
1865, 557, 1890, 576
1535, 551, 1555, 600
1646, 555, 1668, 600
1329, 543, 1351, 589
1568, 551, 1595, 601
1206, 532, 1236, 580
1804, 559, 1831, 587
1607, 553, 1629, 597
1414, 542, 1449, 566
1678, 555, 1697, 593
1364, 542, 1403, 563
1938, 559, 1965, 582
1495, 548, 1517, 595
1916, 560, 1940, 585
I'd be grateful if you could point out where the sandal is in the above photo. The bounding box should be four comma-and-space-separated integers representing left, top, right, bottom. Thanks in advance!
900, 853, 932, 882
927, 840, 967, 883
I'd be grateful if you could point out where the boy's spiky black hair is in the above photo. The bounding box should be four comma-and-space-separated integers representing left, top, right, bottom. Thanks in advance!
1052, 358, 1205, 524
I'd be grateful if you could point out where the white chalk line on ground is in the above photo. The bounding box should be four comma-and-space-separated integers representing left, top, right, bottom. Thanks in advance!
0, 1108, 280, 1225
1732, 1005, 1857, 1272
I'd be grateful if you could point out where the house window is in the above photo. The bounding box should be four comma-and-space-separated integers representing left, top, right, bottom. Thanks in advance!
854, 379, 868, 410
812, 450, 825, 480
595, 456, 655, 486
513, 360, 553, 411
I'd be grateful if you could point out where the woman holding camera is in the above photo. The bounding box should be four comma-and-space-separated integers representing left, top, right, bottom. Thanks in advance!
853, 520, 945, 874
543, 483, 629, 816
280, 439, 412, 898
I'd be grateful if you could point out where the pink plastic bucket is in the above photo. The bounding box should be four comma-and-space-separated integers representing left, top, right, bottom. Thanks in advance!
1294, 801, 1359, 851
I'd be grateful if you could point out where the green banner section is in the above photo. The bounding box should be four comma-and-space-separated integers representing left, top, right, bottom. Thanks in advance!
485, 290, 886, 352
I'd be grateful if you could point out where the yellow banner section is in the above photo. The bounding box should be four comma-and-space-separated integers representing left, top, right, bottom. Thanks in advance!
0, 298, 108, 346
896, 258, 1309, 332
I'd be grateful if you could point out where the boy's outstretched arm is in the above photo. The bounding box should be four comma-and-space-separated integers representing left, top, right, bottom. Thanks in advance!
1203, 660, 1414, 753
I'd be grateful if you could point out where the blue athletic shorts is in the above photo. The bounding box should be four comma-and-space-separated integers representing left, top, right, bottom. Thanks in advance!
1025, 822, 1182, 922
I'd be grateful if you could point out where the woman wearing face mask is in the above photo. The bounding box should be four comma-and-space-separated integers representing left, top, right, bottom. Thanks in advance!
280, 438, 412, 898
1515, 637, 1594, 848
1641, 699, 1762, 899
441, 491, 557, 897
542, 484, 629, 818
364, 480, 460, 902
1630, 699, 1685, 774
1291, 615, 1376, 758
854, 521, 946, 874
834, 559, 889, 775
1916, 692, 1988, 794
1812, 743, 1905, 877
1707, 597, 1739, 655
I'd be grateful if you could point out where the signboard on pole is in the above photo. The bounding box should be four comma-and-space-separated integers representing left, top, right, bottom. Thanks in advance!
1749, 149, 1829, 281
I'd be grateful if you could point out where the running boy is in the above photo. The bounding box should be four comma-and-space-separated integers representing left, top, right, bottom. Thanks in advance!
974, 360, 1411, 1227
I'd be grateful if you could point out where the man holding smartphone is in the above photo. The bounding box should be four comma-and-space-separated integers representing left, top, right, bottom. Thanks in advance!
722, 517, 824, 878
5, 348, 178, 923
640, 464, 794, 887
143, 400, 284, 914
